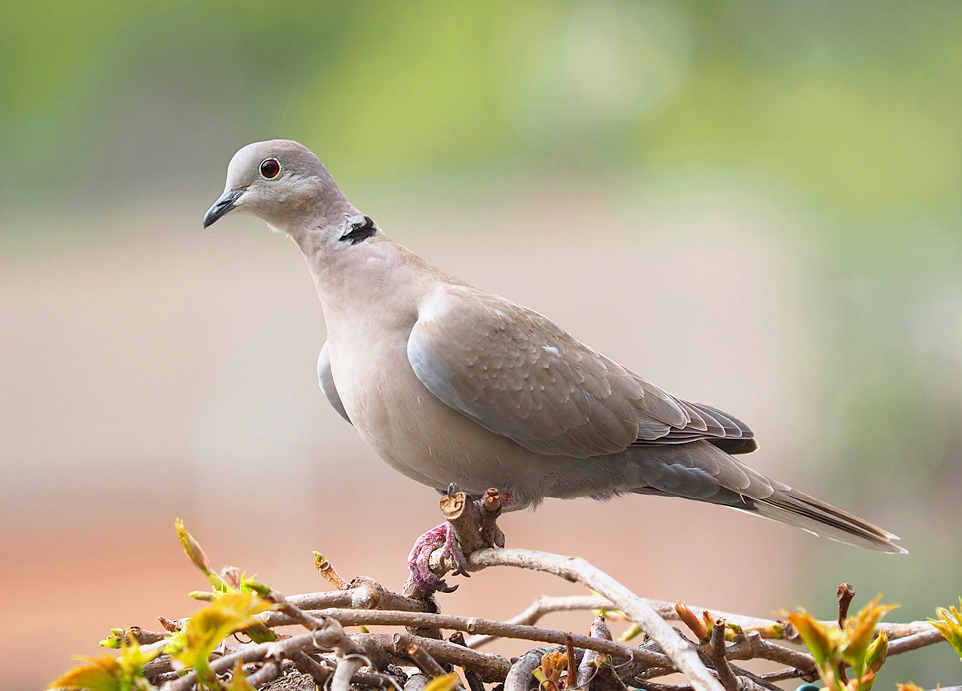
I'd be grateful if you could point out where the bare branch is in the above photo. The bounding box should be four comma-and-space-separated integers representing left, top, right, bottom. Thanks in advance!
708, 619, 738, 691
453, 548, 726, 691
468, 595, 777, 649
287, 578, 432, 613
837, 583, 855, 628
261, 606, 670, 669
504, 647, 548, 691
314, 552, 352, 590
372, 631, 516, 682
577, 616, 612, 690
887, 627, 945, 655
331, 653, 365, 691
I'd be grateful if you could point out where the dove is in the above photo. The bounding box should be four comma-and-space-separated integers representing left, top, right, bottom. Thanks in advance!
204, 140, 904, 592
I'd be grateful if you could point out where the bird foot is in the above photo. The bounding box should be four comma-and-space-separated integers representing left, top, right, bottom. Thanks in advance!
405, 485, 513, 597
406, 521, 467, 594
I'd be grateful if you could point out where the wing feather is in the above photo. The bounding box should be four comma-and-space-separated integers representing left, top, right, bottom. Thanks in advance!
408, 285, 754, 458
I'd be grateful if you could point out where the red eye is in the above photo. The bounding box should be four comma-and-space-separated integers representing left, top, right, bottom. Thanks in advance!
260, 158, 281, 180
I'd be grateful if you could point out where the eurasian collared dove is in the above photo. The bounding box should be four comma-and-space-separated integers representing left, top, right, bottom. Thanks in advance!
204, 140, 904, 590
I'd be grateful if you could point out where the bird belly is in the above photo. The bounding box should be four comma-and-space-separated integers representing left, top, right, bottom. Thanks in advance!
327, 335, 557, 498
326, 333, 663, 505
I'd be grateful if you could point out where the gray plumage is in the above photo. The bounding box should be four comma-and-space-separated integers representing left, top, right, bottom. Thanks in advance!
318, 341, 351, 424
205, 139, 905, 555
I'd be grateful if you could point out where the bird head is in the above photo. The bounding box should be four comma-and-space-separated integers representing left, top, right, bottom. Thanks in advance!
203, 140, 354, 234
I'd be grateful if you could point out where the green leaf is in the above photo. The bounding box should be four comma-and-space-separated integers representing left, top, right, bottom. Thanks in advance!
423, 672, 461, 691
838, 595, 897, 680
98, 629, 126, 649
782, 609, 839, 671
49, 637, 159, 691
225, 663, 255, 691
164, 592, 273, 688
175, 519, 227, 591
929, 597, 962, 659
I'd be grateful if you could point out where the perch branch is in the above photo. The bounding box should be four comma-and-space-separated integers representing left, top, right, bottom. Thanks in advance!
449, 548, 726, 691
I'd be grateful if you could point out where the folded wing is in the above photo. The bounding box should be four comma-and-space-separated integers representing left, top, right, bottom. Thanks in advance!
408, 285, 755, 459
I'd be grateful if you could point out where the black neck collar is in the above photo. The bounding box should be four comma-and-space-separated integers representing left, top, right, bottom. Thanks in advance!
339, 215, 376, 245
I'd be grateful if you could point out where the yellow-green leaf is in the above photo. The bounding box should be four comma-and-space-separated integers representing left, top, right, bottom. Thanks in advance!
175, 519, 227, 591
618, 623, 643, 643
49, 637, 159, 691
49, 656, 123, 691
165, 592, 273, 687
839, 596, 898, 680
929, 597, 962, 659
864, 629, 888, 674
782, 609, 839, 669
98, 629, 126, 649
225, 663, 255, 691
423, 672, 461, 691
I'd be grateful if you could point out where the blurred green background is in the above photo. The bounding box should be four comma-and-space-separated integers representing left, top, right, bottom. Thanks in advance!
2, 1, 961, 688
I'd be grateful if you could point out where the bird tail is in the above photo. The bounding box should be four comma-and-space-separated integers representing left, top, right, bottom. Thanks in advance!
629, 441, 906, 554
750, 486, 906, 554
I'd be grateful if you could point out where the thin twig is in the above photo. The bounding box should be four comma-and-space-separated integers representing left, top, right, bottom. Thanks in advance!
383, 632, 510, 682
449, 632, 486, 691
291, 650, 331, 685
332, 653, 365, 691
565, 632, 578, 690
708, 619, 738, 691
467, 596, 777, 649
886, 627, 945, 655
504, 648, 548, 691
246, 660, 282, 687
315, 552, 352, 590
837, 583, 855, 629
577, 616, 612, 691
287, 578, 432, 613
261, 606, 670, 668
407, 643, 450, 679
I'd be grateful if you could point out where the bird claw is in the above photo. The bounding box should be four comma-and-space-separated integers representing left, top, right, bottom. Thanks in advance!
407, 488, 516, 597
407, 522, 464, 594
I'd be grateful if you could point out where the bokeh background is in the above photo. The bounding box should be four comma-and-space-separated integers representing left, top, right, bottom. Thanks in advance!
3, 2, 962, 689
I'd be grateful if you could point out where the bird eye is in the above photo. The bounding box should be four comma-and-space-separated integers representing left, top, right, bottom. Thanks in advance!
259, 158, 281, 180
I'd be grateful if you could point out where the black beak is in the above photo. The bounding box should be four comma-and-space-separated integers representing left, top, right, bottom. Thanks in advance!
203, 189, 244, 228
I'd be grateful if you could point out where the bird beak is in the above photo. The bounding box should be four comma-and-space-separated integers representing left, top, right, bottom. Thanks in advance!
203, 189, 244, 228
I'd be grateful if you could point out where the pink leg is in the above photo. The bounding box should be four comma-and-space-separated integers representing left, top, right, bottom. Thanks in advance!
407, 523, 458, 593
406, 489, 519, 596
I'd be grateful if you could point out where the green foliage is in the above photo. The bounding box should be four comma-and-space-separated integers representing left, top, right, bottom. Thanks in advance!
175, 520, 277, 644
784, 595, 897, 691
422, 672, 462, 691
534, 649, 571, 691
224, 663, 256, 691
929, 598, 962, 660
77, 521, 279, 689
674, 603, 741, 643
49, 636, 159, 691
163, 591, 273, 689
176, 518, 227, 591
5, 2, 962, 217
99, 628, 127, 650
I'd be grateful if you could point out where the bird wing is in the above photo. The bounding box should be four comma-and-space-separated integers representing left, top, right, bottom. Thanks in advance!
407, 285, 754, 458
317, 341, 352, 424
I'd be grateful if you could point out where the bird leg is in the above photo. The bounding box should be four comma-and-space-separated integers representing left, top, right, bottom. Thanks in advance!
405, 486, 513, 597
407, 523, 459, 594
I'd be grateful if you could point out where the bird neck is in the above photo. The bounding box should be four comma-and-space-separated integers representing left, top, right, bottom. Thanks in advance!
294, 226, 430, 330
